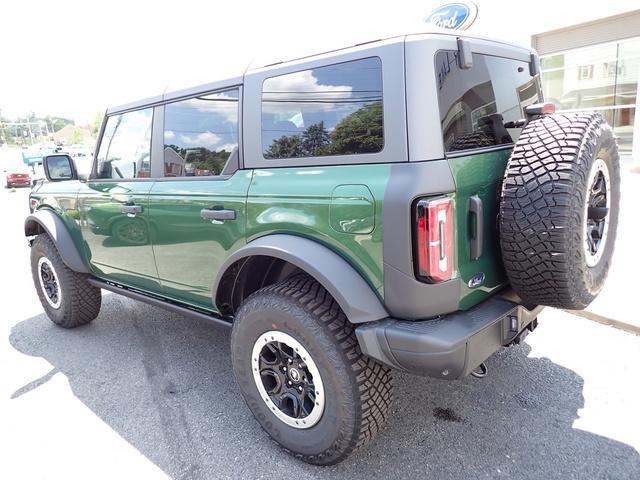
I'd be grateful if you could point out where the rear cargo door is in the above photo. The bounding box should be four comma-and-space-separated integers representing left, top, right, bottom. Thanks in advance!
434, 50, 542, 309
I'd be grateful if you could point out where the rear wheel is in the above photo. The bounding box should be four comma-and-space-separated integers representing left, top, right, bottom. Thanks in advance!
230, 274, 393, 465
30, 234, 102, 328
499, 113, 620, 309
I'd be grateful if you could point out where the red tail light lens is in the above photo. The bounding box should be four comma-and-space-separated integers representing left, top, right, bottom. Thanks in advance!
414, 197, 453, 282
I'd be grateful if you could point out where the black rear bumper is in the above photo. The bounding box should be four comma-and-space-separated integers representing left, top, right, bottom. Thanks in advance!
355, 291, 544, 380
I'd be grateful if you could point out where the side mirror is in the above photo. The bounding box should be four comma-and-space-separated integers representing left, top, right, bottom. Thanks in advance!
43, 154, 78, 182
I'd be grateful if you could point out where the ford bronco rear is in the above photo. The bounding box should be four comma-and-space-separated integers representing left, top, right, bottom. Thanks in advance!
25, 32, 619, 465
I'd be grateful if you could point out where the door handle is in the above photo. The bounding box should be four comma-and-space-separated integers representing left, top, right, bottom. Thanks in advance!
121, 204, 143, 215
200, 208, 236, 221
469, 195, 483, 261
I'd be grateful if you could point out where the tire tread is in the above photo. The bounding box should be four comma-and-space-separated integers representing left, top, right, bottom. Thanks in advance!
240, 273, 393, 464
499, 113, 619, 309
32, 234, 101, 328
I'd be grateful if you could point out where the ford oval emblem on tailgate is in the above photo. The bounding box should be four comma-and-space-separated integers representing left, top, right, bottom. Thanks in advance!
468, 272, 485, 289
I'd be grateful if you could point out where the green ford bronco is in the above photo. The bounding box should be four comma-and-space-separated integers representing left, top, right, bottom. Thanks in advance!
26, 31, 619, 465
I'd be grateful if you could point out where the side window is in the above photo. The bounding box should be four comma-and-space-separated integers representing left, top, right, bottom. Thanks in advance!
163, 89, 239, 177
261, 57, 383, 159
95, 108, 153, 179
435, 51, 542, 152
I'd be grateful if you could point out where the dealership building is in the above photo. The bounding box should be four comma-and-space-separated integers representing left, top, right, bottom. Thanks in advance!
532, 10, 640, 158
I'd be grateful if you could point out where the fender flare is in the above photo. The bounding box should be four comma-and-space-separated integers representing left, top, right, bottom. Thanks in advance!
213, 234, 388, 324
24, 210, 90, 273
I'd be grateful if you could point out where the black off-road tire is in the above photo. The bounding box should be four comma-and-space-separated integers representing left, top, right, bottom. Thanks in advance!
30, 234, 102, 328
230, 273, 393, 465
500, 113, 620, 309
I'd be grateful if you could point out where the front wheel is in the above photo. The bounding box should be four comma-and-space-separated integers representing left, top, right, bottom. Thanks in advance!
30, 234, 102, 328
230, 274, 393, 465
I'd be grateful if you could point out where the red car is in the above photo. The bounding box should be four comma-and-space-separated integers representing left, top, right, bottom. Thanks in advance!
5, 170, 32, 188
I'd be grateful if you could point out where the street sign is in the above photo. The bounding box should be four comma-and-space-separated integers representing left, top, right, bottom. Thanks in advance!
425, 2, 478, 31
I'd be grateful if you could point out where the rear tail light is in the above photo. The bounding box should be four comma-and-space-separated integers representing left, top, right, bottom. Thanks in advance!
414, 197, 453, 283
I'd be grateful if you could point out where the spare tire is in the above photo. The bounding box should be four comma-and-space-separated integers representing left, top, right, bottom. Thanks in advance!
499, 113, 620, 310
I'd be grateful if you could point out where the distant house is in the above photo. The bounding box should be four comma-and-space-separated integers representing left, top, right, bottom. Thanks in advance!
53, 125, 92, 144
164, 147, 186, 176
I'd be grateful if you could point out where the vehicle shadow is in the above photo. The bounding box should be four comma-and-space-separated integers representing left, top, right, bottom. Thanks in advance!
9, 294, 640, 479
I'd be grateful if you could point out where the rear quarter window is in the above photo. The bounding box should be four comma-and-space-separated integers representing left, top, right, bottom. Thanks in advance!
261, 57, 384, 159
435, 51, 542, 153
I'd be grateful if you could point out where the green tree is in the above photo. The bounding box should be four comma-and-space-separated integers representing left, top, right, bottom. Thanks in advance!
68, 128, 84, 145
43, 115, 74, 132
91, 111, 103, 135
327, 102, 383, 155
301, 121, 330, 156
264, 134, 303, 159
263, 104, 383, 159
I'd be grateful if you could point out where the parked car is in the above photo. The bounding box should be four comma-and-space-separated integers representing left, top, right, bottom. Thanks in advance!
5, 169, 32, 188
24, 31, 620, 465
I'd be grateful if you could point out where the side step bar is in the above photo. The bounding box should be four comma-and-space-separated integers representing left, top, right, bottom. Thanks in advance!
87, 278, 232, 328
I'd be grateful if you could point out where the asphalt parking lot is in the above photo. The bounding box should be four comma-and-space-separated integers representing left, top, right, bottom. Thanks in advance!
1, 185, 639, 479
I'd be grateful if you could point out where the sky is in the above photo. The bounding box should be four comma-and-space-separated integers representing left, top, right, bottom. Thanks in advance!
1, 0, 638, 125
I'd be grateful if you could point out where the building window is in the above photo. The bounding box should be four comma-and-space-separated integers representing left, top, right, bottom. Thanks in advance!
578, 65, 594, 81
540, 37, 639, 151
95, 108, 153, 179
261, 57, 383, 159
435, 51, 540, 152
163, 89, 239, 177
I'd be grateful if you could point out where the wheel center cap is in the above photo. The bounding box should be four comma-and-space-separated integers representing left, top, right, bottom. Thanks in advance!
289, 367, 301, 382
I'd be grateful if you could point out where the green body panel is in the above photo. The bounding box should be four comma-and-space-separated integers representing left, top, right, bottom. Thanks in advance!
32, 181, 85, 261
329, 184, 375, 235
76, 181, 160, 292
448, 149, 510, 309
30, 153, 509, 317
146, 171, 253, 310
246, 164, 391, 294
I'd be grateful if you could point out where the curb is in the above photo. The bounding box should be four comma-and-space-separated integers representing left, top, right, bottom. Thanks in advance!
564, 309, 640, 336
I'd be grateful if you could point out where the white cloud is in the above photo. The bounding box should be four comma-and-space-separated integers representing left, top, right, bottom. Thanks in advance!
179, 131, 221, 148
263, 70, 354, 114
175, 92, 240, 124
164, 130, 175, 139
217, 143, 238, 152
264, 69, 352, 95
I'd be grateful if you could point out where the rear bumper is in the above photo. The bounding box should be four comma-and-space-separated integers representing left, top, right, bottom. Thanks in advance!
355, 291, 544, 380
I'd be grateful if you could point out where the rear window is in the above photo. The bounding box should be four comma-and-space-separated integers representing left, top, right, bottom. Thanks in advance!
435, 51, 542, 153
261, 57, 383, 159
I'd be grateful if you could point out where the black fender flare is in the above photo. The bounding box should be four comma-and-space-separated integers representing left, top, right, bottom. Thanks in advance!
24, 210, 90, 273
213, 234, 388, 324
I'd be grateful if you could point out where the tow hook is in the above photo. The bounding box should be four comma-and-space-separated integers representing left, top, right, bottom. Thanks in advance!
471, 362, 488, 378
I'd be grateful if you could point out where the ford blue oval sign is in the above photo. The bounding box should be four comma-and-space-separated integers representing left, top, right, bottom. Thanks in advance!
425, 2, 478, 31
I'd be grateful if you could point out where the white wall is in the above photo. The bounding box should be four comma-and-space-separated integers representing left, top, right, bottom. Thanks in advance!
453, 0, 640, 48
